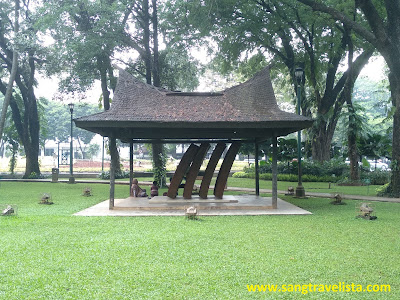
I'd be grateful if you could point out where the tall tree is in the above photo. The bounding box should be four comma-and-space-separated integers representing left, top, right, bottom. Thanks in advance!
144, 0, 166, 186
297, 0, 400, 196
38, 0, 135, 174
0, 0, 42, 178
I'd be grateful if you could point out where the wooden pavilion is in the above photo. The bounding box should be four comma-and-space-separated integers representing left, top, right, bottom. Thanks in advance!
75, 66, 313, 210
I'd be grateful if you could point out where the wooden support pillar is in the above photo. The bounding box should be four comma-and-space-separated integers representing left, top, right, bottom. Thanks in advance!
167, 144, 199, 199
129, 141, 134, 196
183, 143, 210, 199
255, 141, 260, 196
109, 134, 117, 209
214, 142, 241, 199
199, 143, 226, 199
272, 136, 278, 209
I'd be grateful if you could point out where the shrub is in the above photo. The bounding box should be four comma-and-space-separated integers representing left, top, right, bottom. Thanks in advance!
99, 170, 129, 180
278, 174, 298, 182
244, 158, 348, 177
303, 174, 339, 183
376, 183, 391, 197
302, 158, 348, 177
232, 172, 249, 178
259, 173, 272, 180
361, 170, 391, 185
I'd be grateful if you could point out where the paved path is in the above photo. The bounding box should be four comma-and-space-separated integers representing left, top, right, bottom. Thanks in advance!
1, 178, 400, 203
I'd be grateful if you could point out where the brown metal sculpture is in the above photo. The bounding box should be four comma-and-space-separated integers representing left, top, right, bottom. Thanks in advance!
199, 143, 226, 199
168, 142, 241, 200
214, 142, 241, 199
183, 143, 210, 199
167, 144, 199, 199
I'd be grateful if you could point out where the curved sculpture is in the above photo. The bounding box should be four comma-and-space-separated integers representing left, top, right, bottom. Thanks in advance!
183, 143, 210, 199
199, 143, 226, 199
214, 142, 241, 199
167, 144, 199, 199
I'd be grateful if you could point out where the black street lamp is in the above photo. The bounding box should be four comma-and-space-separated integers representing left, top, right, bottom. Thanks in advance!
295, 67, 305, 197
102, 137, 105, 172
68, 103, 75, 184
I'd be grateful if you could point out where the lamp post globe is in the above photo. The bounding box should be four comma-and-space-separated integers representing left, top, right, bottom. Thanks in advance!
68, 103, 75, 184
294, 67, 303, 82
295, 67, 305, 198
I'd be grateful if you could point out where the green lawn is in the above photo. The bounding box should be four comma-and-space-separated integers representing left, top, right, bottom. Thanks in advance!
1, 182, 399, 299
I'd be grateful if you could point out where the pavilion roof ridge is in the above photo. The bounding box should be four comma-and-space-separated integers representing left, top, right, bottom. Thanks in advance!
115, 65, 274, 96
114, 66, 167, 96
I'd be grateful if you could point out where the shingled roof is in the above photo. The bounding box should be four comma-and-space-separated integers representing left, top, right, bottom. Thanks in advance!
75, 66, 313, 141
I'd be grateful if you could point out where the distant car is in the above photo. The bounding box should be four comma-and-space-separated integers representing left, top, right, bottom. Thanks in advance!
368, 160, 390, 171
345, 159, 391, 171
345, 159, 360, 165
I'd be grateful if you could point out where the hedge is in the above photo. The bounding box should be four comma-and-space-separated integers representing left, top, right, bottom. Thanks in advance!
232, 171, 339, 183
244, 158, 348, 177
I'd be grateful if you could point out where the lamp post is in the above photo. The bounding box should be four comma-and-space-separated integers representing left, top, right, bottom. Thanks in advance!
68, 103, 75, 184
295, 67, 305, 197
57, 140, 60, 169
102, 137, 105, 172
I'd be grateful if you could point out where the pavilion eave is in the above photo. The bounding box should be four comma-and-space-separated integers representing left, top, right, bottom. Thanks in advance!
74, 120, 313, 142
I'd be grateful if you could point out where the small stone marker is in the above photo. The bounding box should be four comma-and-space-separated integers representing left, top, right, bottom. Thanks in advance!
331, 193, 345, 205
185, 206, 197, 219
1, 205, 15, 216
285, 186, 294, 196
82, 187, 92, 197
39, 193, 54, 205
356, 202, 377, 220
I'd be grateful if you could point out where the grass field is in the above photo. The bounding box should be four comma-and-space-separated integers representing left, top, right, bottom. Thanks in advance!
1, 181, 399, 299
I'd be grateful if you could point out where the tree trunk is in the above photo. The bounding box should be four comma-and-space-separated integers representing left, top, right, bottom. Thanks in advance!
311, 122, 333, 162
148, 0, 165, 185
143, 0, 152, 85
97, 55, 122, 174
152, 0, 160, 87
9, 141, 18, 174
347, 105, 359, 181
345, 27, 360, 181
97, 55, 111, 111
8, 93, 41, 178
25, 145, 40, 177
76, 137, 85, 159
389, 72, 400, 197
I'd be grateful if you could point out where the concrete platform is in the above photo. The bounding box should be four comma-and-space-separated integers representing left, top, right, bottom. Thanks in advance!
148, 195, 239, 204
74, 195, 312, 217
